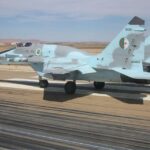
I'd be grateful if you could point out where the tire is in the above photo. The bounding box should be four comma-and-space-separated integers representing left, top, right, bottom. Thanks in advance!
65, 81, 76, 94
39, 80, 49, 88
94, 81, 105, 90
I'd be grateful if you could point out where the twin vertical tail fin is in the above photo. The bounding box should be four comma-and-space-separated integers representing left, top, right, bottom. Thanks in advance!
99, 16, 145, 71
144, 35, 150, 65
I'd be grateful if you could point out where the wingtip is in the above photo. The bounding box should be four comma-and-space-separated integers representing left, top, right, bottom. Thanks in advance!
129, 16, 145, 25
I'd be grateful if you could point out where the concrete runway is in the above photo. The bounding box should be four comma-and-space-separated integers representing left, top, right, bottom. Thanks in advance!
0, 70, 150, 150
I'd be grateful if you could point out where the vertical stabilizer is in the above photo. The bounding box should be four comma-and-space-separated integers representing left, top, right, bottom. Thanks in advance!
98, 16, 145, 70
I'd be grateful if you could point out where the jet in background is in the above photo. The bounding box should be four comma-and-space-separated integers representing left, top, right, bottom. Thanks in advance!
143, 36, 150, 71
0, 16, 147, 94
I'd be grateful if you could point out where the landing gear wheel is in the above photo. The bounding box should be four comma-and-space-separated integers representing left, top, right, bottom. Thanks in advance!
94, 81, 105, 90
65, 81, 76, 95
39, 80, 49, 88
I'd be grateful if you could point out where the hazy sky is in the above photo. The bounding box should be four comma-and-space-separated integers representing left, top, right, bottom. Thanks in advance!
0, 0, 150, 42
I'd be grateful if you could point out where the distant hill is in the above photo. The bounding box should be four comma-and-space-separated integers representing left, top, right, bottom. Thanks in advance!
0, 39, 44, 45
0, 39, 108, 50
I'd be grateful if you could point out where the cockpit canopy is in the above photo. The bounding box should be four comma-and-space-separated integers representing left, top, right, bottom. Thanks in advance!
16, 42, 32, 47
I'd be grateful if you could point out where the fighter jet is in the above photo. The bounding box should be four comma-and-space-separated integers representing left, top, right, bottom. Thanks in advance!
0, 16, 147, 94
143, 36, 150, 71
134, 35, 150, 79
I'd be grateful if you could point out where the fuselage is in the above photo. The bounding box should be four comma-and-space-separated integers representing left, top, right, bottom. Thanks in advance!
0, 42, 149, 84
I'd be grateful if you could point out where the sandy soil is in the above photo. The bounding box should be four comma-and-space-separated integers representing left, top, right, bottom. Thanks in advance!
0, 70, 149, 122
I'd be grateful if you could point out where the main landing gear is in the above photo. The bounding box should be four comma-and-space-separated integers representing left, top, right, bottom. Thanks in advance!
94, 81, 105, 90
64, 81, 76, 95
38, 76, 105, 94
39, 76, 49, 88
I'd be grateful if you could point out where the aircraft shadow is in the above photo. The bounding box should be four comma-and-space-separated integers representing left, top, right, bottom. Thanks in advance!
0, 79, 148, 104
43, 90, 87, 102
0, 80, 87, 102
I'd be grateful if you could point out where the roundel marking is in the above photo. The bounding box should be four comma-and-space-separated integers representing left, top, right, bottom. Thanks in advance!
35, 48, 42, 56
119, 38, 129, 50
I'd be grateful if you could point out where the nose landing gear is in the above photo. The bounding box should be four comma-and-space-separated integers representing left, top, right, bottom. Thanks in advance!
39, 80, 49, 88
38, 76, 49, 88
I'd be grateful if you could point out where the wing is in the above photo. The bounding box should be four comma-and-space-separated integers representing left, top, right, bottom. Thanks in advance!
43, 64, 96, 75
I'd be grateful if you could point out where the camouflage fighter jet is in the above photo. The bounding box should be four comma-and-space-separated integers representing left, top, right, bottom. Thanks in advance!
0, 16, 147, 94
143, 36, 150, 72
134, 35, 150, 81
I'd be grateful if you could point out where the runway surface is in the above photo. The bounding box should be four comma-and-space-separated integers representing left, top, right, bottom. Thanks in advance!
0, 70, 150, 150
